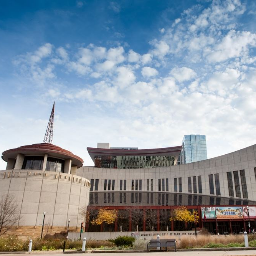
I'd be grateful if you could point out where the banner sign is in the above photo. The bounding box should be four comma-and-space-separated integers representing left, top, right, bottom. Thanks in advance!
216, 207, 243, 219
242, 206, 256, 218
201, 207, 216, 219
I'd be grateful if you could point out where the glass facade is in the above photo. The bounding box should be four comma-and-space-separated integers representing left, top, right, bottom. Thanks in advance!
180, 135, 207, 164
94, 155, 175, 169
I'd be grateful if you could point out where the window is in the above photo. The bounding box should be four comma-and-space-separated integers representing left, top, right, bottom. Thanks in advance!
227, 172, 234, 197
208, 174, 214, 195
166, 178, 169, 191
112, 193, 114, 203
135, 180, 138, 190
104, 179, 107, 191
108, 180, 111, 190
179, 177, 182, 192
131, 193, 134, 203
120, 193, 123, 203
174, 194, 177, 206
240, 170, 248, 198
233, 171, 241, 198
174, 178, 177, 192
112, 180, 115, 190
147, 179, 149, 191
131, 180, 134, 190
124, 180, 126, 190
188, 177, 192, 193
158, 179, 161, 191
193, 176, 197, 193
198, 176, 202, 194
45, 157, 64, 172
120, 180, 123, 190
90, 179, 94, 191
22, 156, 44, 170
214, 173, 221, 195
151, 179, 153, 191
162, 179, 165, 192
95, 193, 98, 204
95, 179, 99, 191
254, 167, 256, 181
139, 180, 142, 190
104, 193, 107, 203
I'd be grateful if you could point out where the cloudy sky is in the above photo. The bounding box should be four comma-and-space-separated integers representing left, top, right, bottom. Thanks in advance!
1, 0, 256, 169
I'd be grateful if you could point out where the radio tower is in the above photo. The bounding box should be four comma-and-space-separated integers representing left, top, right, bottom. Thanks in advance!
43, 102, 55, 144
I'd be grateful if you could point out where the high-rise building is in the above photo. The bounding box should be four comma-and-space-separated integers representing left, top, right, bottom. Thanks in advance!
180, 135, 207, 164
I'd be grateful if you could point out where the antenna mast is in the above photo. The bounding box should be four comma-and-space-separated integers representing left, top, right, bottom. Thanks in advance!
43, 102, 55, 144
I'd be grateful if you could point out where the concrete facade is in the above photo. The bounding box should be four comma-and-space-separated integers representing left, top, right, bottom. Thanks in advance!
0, 170, 90, 227
78, 144, 256, 202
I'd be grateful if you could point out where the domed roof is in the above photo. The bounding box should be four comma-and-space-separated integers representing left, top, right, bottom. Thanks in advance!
2, 143, 83, 167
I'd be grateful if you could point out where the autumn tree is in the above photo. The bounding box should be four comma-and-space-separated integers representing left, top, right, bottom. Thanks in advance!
91, 208, 117, 225
170, 206, 199, 230
0, 194, 19, 236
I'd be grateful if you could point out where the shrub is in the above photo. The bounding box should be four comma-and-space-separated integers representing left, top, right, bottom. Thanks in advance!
110, 236, 135, 247
249, 240, 256, 247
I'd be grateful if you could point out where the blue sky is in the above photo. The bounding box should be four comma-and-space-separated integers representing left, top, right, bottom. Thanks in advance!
1, 0, 256, 168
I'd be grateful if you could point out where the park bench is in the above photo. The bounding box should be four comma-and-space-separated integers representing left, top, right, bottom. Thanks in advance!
147, 239, 176, 252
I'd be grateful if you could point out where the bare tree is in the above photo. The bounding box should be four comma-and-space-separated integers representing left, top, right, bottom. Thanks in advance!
0, 194, 19, 236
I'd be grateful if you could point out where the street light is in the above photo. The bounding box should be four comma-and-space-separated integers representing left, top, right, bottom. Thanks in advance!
40, 212, 46, 239
67, 219, 70, 234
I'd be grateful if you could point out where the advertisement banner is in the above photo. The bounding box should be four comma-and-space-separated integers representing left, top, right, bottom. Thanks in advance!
201, 207, 216, 219
242, 206, 256, 218
216, 207, 243, 219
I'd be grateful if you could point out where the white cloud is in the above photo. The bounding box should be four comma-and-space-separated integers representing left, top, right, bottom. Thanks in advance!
141, 54, 152, 65
114, 66, 136, 88
76, 1, 83, 8
170, 67, 197, 82
151, 40, 169, 58
30, 43, 53, 64
107, 47, 125, 64
141, 67, 158, 78
128, 50, 140, 63
68, 62, 91, 75
109, 2, 120, 13
57, 47, 68, 61
96, 60, 115, 72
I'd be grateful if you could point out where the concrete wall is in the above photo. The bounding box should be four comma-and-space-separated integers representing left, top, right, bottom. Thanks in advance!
77, 144, 256, 201
0, 170, 90, 228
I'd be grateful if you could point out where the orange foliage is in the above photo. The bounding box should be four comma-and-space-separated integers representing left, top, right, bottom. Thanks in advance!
91, 208, 117, 225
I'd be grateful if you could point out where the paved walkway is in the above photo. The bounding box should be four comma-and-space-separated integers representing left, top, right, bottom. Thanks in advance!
3, 251, 256, 256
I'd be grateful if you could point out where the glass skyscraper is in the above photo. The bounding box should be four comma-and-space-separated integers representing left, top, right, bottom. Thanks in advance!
180, 135, 207, 164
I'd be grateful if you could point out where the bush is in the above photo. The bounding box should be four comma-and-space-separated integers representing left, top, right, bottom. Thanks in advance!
110, 236, 135, 247
249, 240, 256, 247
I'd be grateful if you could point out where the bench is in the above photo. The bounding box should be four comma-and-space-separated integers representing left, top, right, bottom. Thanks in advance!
147, 239, 176, 252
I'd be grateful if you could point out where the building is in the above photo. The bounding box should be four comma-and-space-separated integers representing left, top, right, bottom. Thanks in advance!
88, 143, 182, 169
0, 143, 90, 229
78, 142, 256, 234
180, 135, 207, 164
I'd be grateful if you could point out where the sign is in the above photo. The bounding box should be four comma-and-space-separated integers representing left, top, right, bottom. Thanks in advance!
216, 207, 242, 219
242, 206, 256, 218
201, 207, 216, 219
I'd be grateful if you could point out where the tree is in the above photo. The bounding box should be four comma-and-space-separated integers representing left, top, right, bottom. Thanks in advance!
91, 208, 117, 225
170, 206, 199, 226
0, 194, 19, 236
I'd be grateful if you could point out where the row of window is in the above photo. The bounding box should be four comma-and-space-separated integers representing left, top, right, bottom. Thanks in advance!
174, 177, 182, 192
89, 192, 251, 206
227, 170, 248, 198
188, 176, 202, 194
209, 173, 220, 195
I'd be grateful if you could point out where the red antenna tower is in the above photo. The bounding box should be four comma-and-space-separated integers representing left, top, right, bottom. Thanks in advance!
43, 102, 55, 144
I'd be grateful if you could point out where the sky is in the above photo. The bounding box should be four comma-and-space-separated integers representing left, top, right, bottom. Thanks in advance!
1, 0, 256, 169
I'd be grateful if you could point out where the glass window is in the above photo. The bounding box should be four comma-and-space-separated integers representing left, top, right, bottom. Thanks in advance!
227, 172, 234, 197
131, 180, 134, 190
208, 174, 214, 195
198, 176, 202, 193
95, 193, 98, 204
151, 179, 153, 191
188, 194, 192, 205
162, 179, 165, 192
89, 193, 93, 204
139, 180, 142, 190
174, 178, 177, 192
124, 180, 126, 190
120, 180, 123, 190
22, 156, 44, 170
233, 171, 241, 198
104, 193, 107, 203
147, 179, 149, 191
158, 179, 161, 191
104, 179, 107, 191
112, 193, 114, 203
124, 193, 126, 203
240, 170, 248, 199
95, 179, 99, 191
188, 177, 192, 193
193, 176, 197, 193
120, 193, 122, 203
139, 193, 142, 203
214, 173, 221, 195
174, 194, 177, 206
166, 178, 169, 191
131, 193, 134, 203
108, 193, 110, 203
45, 157, 64, 173
108, 180, 111, 190
135, 180, 138, 190
112, 180, 115, 190
90, 179, 94, 192
254, 167, 256, 181
179, 177, 182, 192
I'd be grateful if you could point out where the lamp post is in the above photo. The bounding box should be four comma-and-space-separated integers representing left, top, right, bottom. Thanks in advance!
40, 212, 46, 239
67, 219, 70, 235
